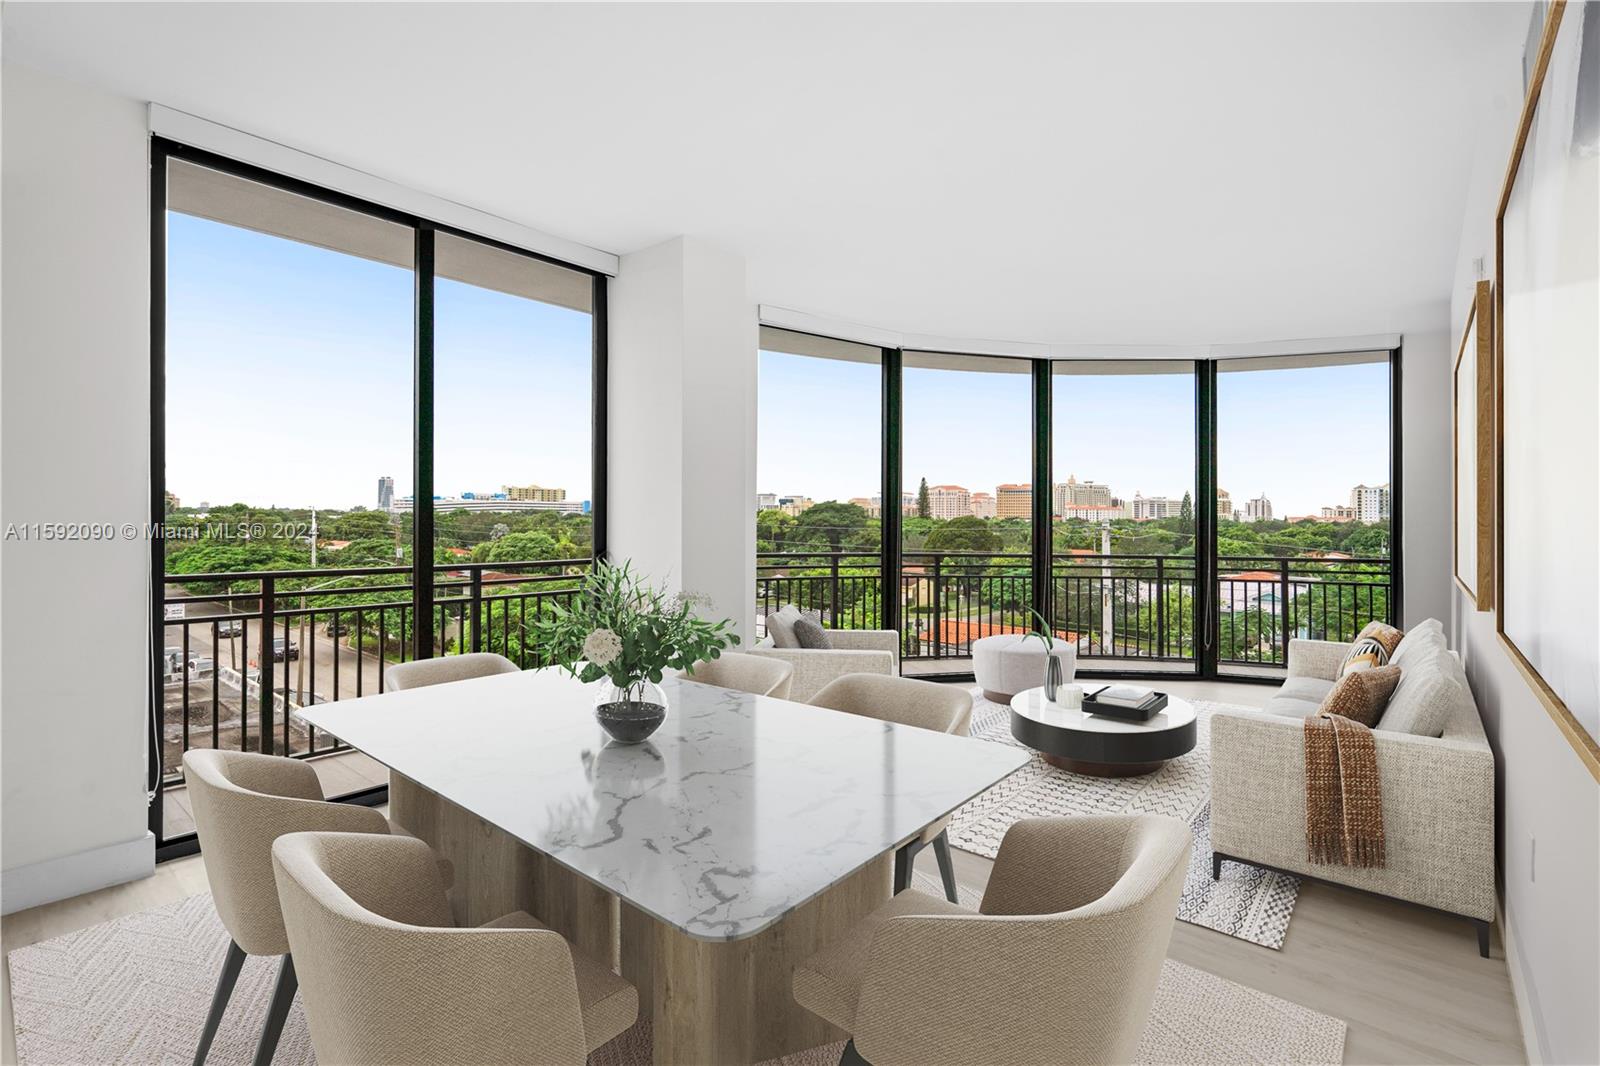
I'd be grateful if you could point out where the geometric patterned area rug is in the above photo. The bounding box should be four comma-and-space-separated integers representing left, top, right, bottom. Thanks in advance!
7, 892, 1346, 1066
949, 692, 1301, 949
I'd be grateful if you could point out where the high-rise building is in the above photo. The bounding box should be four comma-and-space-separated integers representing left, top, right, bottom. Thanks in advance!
1216, 488, 1232, 519
848, 496, 880, 517
504, 484, 567, 503
927, 484, 971, 519
1243, 494, 1274, 523
995, 484, 1031, 519
1321, 504, 1356, 521
377, 476, 395, 511
1127, 493, 1179, 521
779, 495, 813, 516
1350, 483, 1390, 523
756, 493, 779, 511
1053, 475, 1113, 514
969, 492, 996, 519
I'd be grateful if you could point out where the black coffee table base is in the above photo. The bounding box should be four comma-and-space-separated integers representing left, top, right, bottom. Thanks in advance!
1040, 752, 1167, 777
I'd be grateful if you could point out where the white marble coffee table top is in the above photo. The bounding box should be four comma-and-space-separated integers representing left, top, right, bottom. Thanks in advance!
299, 668, 1027, 941
1009, 687, 1196, 734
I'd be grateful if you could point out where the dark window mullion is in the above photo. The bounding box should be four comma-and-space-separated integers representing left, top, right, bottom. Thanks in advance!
413, 225, 435, 662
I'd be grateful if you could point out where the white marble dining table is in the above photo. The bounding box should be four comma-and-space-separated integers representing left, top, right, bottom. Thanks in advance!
299, 667, 1027, 1065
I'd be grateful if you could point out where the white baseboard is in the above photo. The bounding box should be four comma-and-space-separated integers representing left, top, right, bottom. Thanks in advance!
1, 831, 155, 916
1500, 902, 1546, 1065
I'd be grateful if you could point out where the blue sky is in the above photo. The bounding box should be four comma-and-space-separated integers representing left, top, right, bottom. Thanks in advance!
759, 350, 1390, 518
166, 213, 592, 510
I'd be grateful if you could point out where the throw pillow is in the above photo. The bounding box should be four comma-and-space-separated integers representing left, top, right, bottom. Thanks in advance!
1340, 620, 1406, 676
1319, 665, 1403, 727
793, 617, 833, 649
766, 604, 803, 648
1376, 659, 1464, 738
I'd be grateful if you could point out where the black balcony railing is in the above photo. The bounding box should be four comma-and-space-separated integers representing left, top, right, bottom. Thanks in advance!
756, 550, 1392, 672
159, 558, 588, 786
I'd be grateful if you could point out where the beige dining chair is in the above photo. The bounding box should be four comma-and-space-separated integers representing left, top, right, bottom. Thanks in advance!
183, 749, 442, 1066
809, 673, 973, 902
793, 814, 1191, 1066
682, 651, 795, 700
272, 830, 638, 1066
384, 651, 520, 691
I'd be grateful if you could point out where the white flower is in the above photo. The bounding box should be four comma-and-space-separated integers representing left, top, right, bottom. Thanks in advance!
582, 628, 623, 667
672, 590, 711, 611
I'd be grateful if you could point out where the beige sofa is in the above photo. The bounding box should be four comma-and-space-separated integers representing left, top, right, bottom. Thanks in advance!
748, 629, 900, 702
1209, 618, 1497, 956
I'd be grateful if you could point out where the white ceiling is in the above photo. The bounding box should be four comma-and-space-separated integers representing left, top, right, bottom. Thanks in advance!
3, 2, 1528, 346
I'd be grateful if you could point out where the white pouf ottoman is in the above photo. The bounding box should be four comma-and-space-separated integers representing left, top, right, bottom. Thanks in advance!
972, 634, 1077, 702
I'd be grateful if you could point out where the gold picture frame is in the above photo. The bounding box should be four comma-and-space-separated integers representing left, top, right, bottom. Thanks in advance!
1452, 280, 1494, 610
1494, 0, 1600, 782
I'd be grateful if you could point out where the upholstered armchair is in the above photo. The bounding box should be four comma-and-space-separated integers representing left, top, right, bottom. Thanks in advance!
272, 831, 637, 1065
809, 673, 973, 902
183, 749, 434, 1065
680, 650, 795, 699
793, 814, 1191, 1066
384, 651, 519, 690
748, 629, 900, 702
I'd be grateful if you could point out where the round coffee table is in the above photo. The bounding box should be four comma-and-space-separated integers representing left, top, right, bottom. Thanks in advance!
1008, 687, 1197, 777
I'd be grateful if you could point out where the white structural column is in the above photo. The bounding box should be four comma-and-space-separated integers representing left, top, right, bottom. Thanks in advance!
608, 237, 758, 644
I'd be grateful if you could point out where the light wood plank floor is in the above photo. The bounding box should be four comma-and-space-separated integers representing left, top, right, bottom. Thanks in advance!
2, 680, 1525, 1066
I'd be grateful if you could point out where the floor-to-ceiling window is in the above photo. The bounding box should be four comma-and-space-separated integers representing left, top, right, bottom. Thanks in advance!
755, 327, 883, 635
1051, 360, 1197, 673
751, 330, 1398, 683
153, 141, 605, 854
1214, 352, 1394, 676
900, 352, 1033, 672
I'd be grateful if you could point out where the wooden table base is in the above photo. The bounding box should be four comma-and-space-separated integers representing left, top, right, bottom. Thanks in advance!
621, 855, 892, 1066
388, 773, 618, 966
391, 772, 891, 1065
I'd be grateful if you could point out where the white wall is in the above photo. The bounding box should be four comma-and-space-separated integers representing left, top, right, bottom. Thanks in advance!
1399, 324, 1453, 629
1447, 11, 1600, 1063
609, 237, 758, 644
2, 62, 154, 910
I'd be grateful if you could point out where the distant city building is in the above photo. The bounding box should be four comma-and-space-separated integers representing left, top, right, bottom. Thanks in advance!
1243, 494, 1274, 523
869, 492, 918, 516
164, 490, 181, 512
1321, 504, 1356, 521
969, 491, 996, 519
1059, 504, 1123, 522
1216, 488, 1232, 519
1053, 475, 1113, 514
1350, 483, 1390, 523
377, 476, 395, 511
779, 495, 814, 517
391, 495, 583, 515
849, 496, 881, 517
995, 484, 1032, 519
756, 493, 779, 511
927, 484, 971, 520
1127, 493, 1180, 521
504, 483, 567, 503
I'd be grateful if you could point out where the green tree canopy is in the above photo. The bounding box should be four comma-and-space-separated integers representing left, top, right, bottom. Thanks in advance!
792, 501, 872, 553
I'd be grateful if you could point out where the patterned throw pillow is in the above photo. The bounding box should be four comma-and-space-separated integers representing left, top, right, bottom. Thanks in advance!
1340, 620, 1406, 676
793, 616, 833, 649
1319, 665, 1403, 726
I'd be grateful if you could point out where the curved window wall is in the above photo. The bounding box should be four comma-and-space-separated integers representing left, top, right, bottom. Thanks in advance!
752, 334, 1399, 681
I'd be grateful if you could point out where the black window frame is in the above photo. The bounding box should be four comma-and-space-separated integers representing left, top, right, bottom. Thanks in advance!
148, 136, 609, 859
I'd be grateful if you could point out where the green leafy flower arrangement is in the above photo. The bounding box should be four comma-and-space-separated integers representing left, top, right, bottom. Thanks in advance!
528, 561, 738, 700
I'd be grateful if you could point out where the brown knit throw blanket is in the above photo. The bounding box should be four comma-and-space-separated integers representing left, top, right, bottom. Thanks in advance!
1303, 712, 1386, 867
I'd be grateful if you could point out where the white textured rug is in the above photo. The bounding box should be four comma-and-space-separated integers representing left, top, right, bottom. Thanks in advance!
949, 692, 1301, 949
8, 893, 1346, 1066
